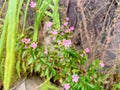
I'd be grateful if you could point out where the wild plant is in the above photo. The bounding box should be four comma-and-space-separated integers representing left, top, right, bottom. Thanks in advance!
0, 0, 24, 90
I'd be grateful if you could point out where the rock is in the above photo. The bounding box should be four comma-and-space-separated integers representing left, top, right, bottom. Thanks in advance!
11, 77, 43, 90
11, 77, 64, 90
103, 4, 120, 66
15, 80, 26, 90
26, 77, 42, 90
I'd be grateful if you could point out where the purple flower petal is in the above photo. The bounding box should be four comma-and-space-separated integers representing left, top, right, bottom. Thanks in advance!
85, 48, 90, 53
64, 84, 70, 90
100, 61, 105, 68
30, 1, 36, 8
72, 74, 79, 83
31, 42, 37, 49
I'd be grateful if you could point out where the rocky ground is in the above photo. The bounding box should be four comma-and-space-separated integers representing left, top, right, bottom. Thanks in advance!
10, 77, 64, 90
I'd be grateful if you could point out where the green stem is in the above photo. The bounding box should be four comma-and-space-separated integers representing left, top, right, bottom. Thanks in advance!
33, 0, 52, 42
22, 0, 31, 34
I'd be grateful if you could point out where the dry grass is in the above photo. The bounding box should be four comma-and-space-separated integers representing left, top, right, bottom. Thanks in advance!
72, 0, 120, 89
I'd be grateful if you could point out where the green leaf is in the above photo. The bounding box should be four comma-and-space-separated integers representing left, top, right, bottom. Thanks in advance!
28, 57, 34, 65
85, 82, 95, 89
3, 0, 19, 90
35, 63, 41, 72
45, 11, 53, 17
113, 83, 120, 90
40, 78, 58, 90
22, 62, 26, 73
33, 0, 52, 42
16, 60, 21, 77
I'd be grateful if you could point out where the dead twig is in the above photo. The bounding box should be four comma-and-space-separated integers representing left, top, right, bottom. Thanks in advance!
77, 0, 91, 49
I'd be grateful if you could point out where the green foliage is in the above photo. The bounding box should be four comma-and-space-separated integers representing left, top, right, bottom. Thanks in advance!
64, 60, 105, 90
19, 18, 108, 90
45, 0, 60, 30
0, 15, 7, 81
40, 78, 58, 90
33, 0, 60, 42
112, 83, 120, 90
0, 12, 8, 60
33, 0, 52, 42
0, 0, 119, 90
3, 0, 18, 90
22, 0, 30, 33
18, 19, 85, 85
0, 0, 24, 89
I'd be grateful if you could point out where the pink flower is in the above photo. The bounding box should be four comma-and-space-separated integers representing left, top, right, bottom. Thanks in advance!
44, 49, 48, 55
63, 39, 71, 48
66, 17, 69, 21
21, 38, 30, 44
24, 45, 28, 48
51, 30, 58, 35
21, 38, 27, 43
31, 42, 37, 49
25, 38, 30, 44
57, 40, 61, 44
65, 29, 69, 33
52, 37, 56, 40
85, 48, 90, 53
46, 21, 52, 27
64, 84, 70, 90
61, 32, 64, 35
100, 61, 105, 68
61, 25, 64, 29
72, 74, 79, 83
70, 26, 74, 31
63, 22, 68, 26
30, 1, 36, 8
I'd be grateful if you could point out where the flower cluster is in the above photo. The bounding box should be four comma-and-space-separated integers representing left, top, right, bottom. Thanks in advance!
64, 74, 79, 90
46, 17, 75, 49
63, 39, 72, 48
21, 38, 30, 44
30, 1, 36, 8
51, 30, 58, 35
72, 74, 79, 82
21, 38, 37, 49
60, 25, 74, 34
61, 17, 74, 29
